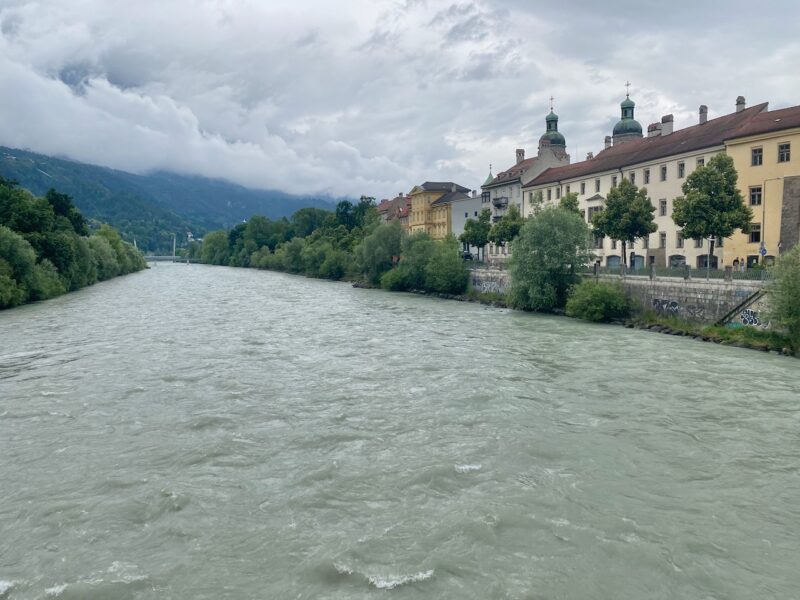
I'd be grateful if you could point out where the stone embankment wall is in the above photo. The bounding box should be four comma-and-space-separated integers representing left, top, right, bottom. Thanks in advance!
470, 267, 772, 327
470, 266, 510, 295
603, 275, 770, 326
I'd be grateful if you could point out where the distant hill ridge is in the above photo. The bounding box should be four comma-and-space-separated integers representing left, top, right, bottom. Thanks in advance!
0, 146, 337, 251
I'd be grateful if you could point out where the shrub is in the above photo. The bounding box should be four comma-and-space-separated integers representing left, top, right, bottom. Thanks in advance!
424, 235, 468, 294
771, 245, 800, 350
380, 266, 409, 291
566, 279, 630, 322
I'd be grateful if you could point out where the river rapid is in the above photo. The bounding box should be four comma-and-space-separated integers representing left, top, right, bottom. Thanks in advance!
1, 262, 798, 599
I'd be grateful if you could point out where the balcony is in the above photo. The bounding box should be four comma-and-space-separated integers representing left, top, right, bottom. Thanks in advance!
492, 196, 508, 209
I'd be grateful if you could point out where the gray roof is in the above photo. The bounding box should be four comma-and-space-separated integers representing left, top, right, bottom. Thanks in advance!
419, 181, 470, 193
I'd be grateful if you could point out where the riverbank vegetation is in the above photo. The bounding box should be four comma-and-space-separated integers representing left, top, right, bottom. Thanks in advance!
0, 177, 145, 309
194, 199, 471, 295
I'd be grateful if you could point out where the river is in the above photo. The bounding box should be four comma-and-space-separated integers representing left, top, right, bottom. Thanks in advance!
1, 263, 798, 599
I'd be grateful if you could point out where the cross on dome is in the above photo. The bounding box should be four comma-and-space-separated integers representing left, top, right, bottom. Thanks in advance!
625, 81, 631, 98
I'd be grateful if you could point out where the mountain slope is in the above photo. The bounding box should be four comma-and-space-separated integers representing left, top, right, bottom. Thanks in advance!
0, 147, 337, 251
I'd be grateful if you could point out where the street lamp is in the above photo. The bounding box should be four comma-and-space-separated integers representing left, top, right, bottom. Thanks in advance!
761, 176, 783, 263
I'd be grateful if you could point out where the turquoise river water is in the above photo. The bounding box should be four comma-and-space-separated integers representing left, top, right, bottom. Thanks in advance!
0, 262, 798, 599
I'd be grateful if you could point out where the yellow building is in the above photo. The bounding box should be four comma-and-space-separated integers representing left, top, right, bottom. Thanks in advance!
724, 104, 800, 267
408, 181, 470, 239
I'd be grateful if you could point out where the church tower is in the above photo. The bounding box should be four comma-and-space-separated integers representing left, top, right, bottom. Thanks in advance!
612, 86, 643, 145
538, 101, 569, 163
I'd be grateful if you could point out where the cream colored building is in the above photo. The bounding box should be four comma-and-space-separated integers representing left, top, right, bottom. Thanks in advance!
523, 95, 769, 269
723, 105, 800, 267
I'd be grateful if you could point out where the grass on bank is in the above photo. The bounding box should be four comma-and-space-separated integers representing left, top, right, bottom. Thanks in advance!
631, 311, 793, 354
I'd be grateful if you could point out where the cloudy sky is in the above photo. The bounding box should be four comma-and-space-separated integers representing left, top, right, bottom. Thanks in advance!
1, 0, 798, 199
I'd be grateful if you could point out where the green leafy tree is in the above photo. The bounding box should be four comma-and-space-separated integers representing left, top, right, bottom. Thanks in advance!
356, 221, 403, 284
459, 208, 492, 260
489, 204, 524, 247
281, 237, 307, 273
509, 207, 593, 311
559, 191, 580, 213
529, 190, 545, 215
291, 208, 331, 238
672, 153, 752, 248
200, 230, 230, 265
591, 179, 656, 267
770, 245, 800, 351
425, 235, 469, 294
45, 189, 88, 235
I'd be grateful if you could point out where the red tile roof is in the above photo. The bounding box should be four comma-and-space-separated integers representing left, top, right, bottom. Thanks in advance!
725, 104, 800, 140
525, 103, 769, 187
485, 156, 540, 187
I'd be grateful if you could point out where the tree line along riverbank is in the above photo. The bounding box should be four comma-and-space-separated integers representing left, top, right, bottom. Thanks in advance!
0, 177, 146, 310
187, 196, 800, 357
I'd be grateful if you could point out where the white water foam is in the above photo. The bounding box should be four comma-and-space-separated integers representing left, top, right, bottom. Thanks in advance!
0, 581, 15, 597
367, 570, 434, 590
454, 463, 482, 473
45, 584, 67, 596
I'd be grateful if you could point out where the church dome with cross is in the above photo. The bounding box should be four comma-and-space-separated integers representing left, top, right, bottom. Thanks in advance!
539, 97, 566, 148
612, 82, 643, 145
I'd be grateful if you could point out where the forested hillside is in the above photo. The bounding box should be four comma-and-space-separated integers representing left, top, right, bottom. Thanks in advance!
0, 147, 336, 252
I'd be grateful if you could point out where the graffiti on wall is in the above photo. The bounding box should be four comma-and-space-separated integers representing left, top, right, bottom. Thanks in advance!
474, 280, 505, 294
652, 298, 680, 315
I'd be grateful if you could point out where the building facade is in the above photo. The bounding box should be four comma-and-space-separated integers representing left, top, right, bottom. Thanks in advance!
450, 190, 486, 255
523, 95, 769, 269
408, 181, 470, 239
482, 108, 571, 259
723, 105, 800, 267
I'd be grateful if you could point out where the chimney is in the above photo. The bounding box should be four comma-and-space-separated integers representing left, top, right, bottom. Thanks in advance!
699, 105, 708, 125
451, 183, 457, 193
398, 192, 403, 198
736, 96, 746, 113
516, 148, 525, 164
604, 135, 612, 149
647, 122, 662, 137
661, 114, 674, 136
472, 190, 477, 198
586, 152, 594, 160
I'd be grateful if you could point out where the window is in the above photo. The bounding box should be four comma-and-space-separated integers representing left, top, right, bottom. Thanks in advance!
593, 234, 605, 250
642, 235, 649, 249
694, 238, 703, 248
659, 232, 667, 248
547, 189, 552, 201
629, 172, 635, 184
749, 224, 761, 244
465, 212, 468, 218
611, 176, 618, 188
660, 165, 667, 181
752, 147, 763, 166
587, 206, 602, 223
482, 191, 490, 203
580, 182, 586, 195
611, 239, 617, 250
474, 211, 478, 216
696, 157, 705, 168
595, 179, 600, 193
556, 187, 561, 199
644, 169, 650, 184
678, 162, 685, 178
779, 143, 791, 162
716, 236, 724, 248
659, 199, 667, 216
676, 232, 685, 248
749, 186, 762, 206
566, 185, 571, 194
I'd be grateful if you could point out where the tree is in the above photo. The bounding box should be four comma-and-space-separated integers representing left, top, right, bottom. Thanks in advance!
356, 221, 403, 284
459, 208, 491, 260
335, 200, 356, 229
559, 191, 580, 213
566, 280, 630, 322
508, 207, 593, 311
672, 153, 752, 253
591, 178, 656, 267
424, 235, 469, 294
489, 204, 524, 247
529, 190, 545, 215
771, 245, 800, 351
200, 230, 230, 265
45, 189, 88, 235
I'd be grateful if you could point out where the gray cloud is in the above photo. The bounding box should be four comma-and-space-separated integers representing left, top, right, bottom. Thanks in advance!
0, 0, 798, 200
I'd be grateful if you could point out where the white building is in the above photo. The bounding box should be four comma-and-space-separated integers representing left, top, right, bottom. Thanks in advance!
450, 190, 486, 256
482, 108, 571, 260
522, 95, 768, 269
